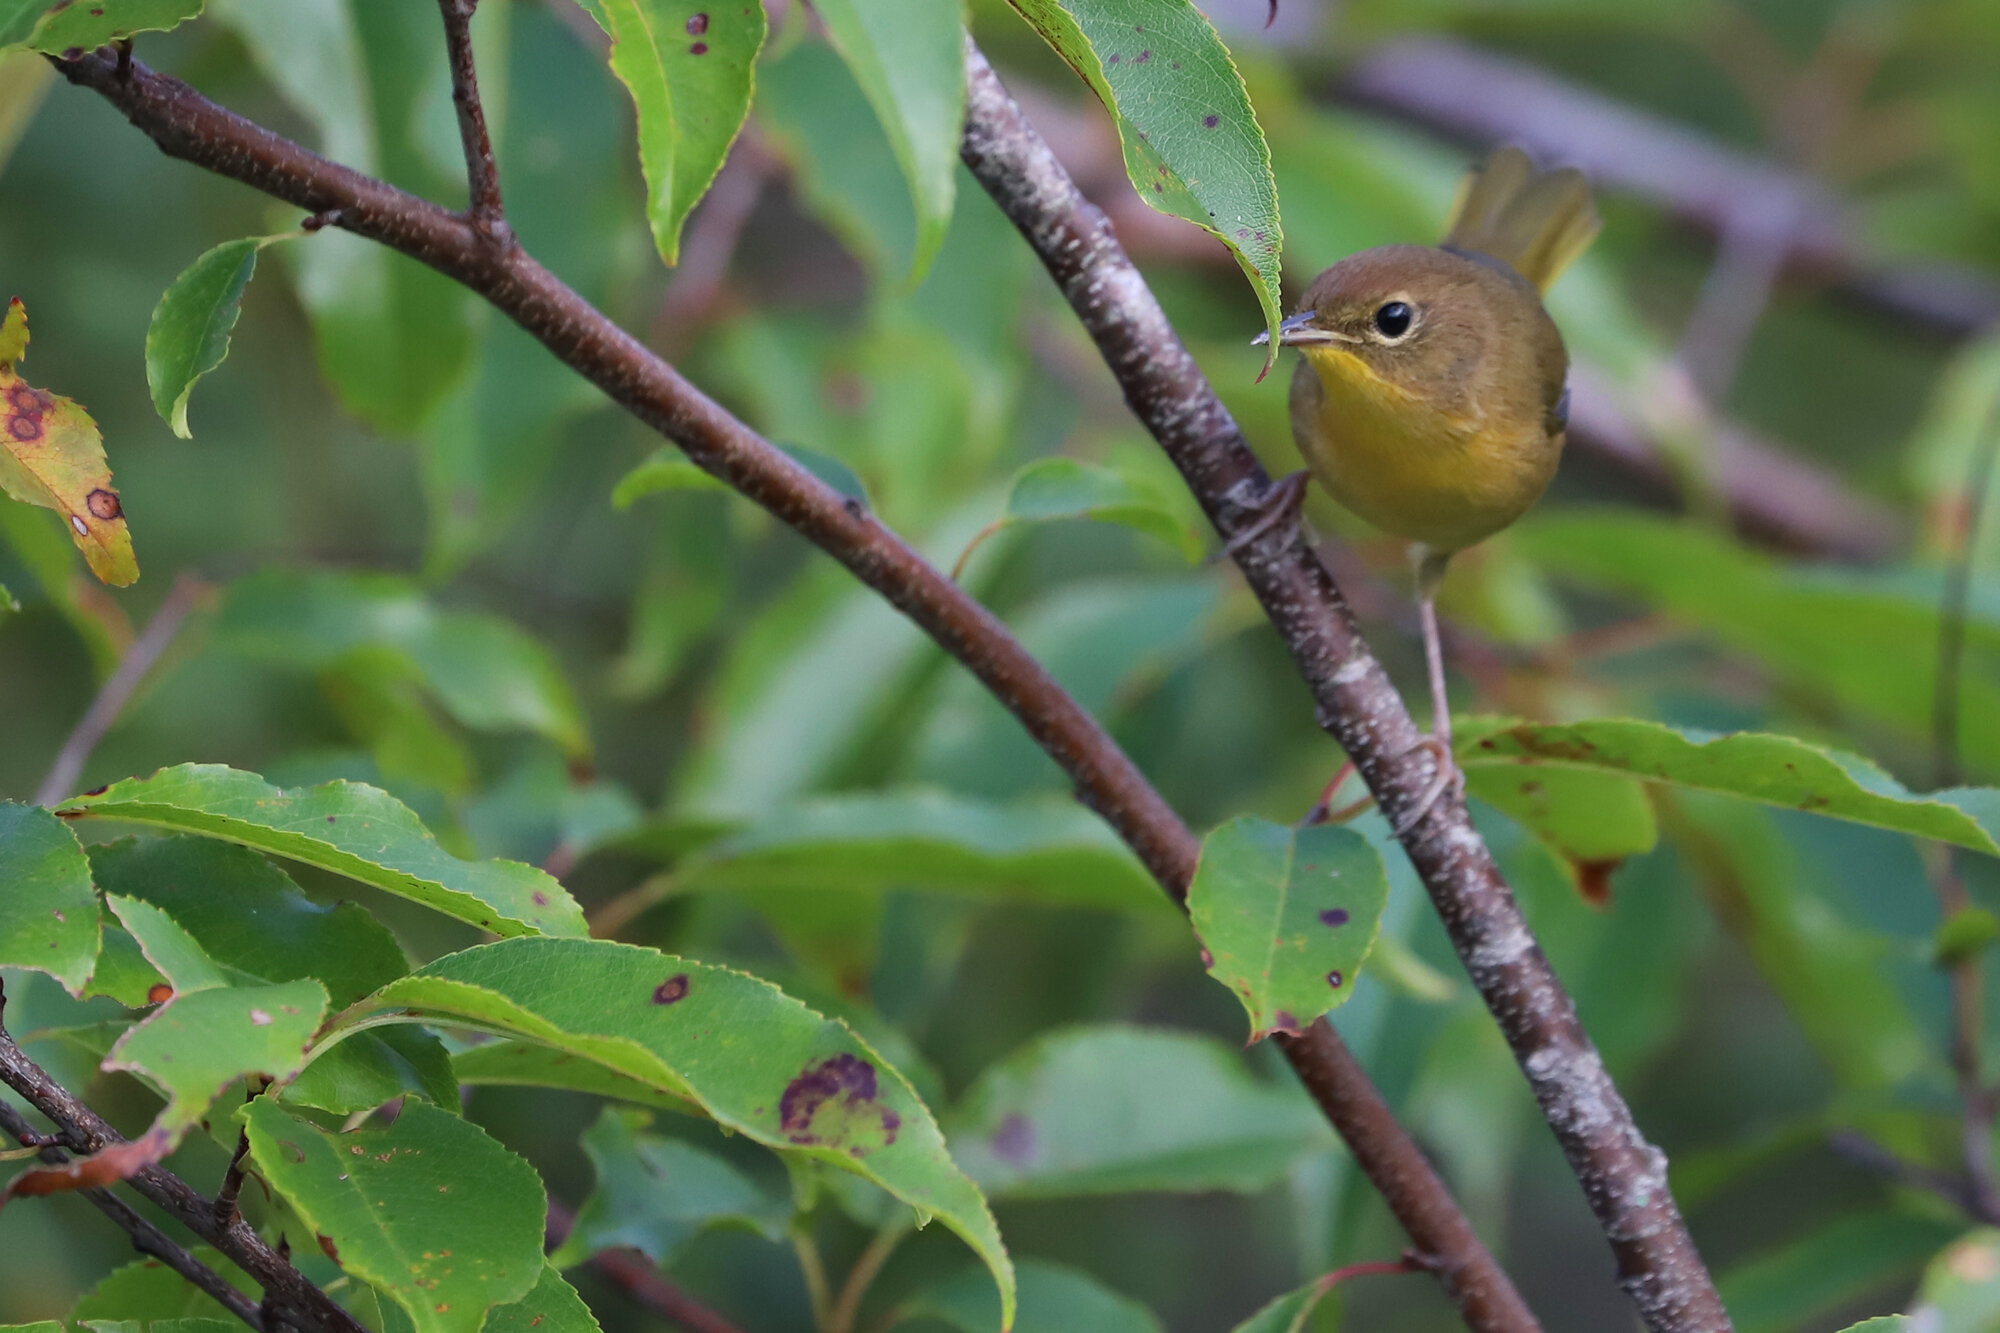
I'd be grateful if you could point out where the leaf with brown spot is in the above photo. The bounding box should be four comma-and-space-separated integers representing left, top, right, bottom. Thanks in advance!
0, 299, 138, 586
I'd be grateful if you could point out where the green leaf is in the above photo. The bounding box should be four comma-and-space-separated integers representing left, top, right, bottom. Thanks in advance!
1226, 1280, 1321, 1333
241, 1098, 546, 1333
1718, 1210, 1956, 1333
0, 802, 100, 994
90, 836, 408, 1007
1457, 717, 2000, 858
484, 1265, 602, 1333
1464, 762, 1657, 897
812, 0, 965, 280
669, 789, 1163, 911
894, 1259, 1163, 1333
1187, 818, 1388, 1041
612, 451, 727, 507
68, 1253, 254, 1324
549, 1106, 787, 1268
1511, 511, 2000, 765
1669, 795, 1933, 1090
89, 837, 453, 1115
1911, 1228, 2000, 1328
103, 896, 327, 1144
330, 937, 1014, 1326
146, 235, 291, 439
1829, 1323, 1908, 1332
214, 569, 589, 759
15, 0, 202, 53
1005, 0, 1284, 359
945, 1025, 1329, 1198
1936, 908, 2000, 967
577, 0, 765, 264
450, 1039, 699, 1116
60, 765, 585, 939
955, 458, 1201, 577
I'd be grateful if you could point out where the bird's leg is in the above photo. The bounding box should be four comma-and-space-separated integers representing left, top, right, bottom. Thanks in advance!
1391, 552, 1465, 836
1224, 470, 1310, 557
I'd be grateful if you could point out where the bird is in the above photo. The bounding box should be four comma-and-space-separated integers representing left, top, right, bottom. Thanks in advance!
1247, 145, 1600, 830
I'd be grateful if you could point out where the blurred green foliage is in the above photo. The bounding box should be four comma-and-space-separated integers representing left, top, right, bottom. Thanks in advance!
4, 0, 2000, 1330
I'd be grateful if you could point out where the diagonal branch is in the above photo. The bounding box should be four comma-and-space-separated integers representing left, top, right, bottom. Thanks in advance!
436, 0, 507, 239
958, 41, 1729, 1333
0, 1096, 265, 1330
0, 989, 366, 1333
48, 44, 1533, 1333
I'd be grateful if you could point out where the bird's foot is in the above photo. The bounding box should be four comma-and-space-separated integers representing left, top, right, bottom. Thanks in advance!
1224, 470, 1310, 557
1390, 733, 1465, 837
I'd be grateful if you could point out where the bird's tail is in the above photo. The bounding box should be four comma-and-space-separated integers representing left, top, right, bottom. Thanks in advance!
1441, 145, 1600, 294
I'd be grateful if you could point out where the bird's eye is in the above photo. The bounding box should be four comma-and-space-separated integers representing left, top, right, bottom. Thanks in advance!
1373, 301, 1414, 339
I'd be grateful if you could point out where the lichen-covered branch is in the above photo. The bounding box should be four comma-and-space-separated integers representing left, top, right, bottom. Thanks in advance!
959, 40, 1730, 1333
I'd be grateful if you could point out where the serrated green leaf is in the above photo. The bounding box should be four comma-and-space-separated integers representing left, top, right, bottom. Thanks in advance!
945, 1026, 1329, 1198
146, 236, 291, 438
895, 1259, 1163, 1333
1457, 717, 2000, 857
61, 765, 585, 938
326, 937, 1014, 1327
89, 837, 452, 1115
549, 1106, 787, 1268
1187, 818, 1388, 1041
484, 1266, 601, 1333
241, 1099, 545, 1333
812, 0, 964, 280
1005, 0, 1283, 359
0, 802, 100, 993
15, 0, 202, 53
577, 0, 764, 264
100, 897, 327, 1148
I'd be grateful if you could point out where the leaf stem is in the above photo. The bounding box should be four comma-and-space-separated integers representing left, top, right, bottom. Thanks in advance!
828, 1220, 911, 1333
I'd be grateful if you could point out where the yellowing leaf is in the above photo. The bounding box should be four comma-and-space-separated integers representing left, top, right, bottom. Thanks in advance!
0, 299, 138, 586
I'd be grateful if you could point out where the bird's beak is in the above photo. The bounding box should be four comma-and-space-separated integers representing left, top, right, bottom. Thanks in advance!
1252, 310, 1349, 348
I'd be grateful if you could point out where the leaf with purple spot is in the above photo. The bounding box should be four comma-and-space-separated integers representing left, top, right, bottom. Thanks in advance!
1187, 817, 1387, 1042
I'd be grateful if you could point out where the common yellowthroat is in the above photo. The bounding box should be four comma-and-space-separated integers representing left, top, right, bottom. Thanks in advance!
1250, 146, 1600, 825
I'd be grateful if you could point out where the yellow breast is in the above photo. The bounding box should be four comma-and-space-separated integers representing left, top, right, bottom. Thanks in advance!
1291, 345, 1560, 554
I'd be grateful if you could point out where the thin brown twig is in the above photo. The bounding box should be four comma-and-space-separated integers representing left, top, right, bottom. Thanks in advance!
0, 1096, 265, 1329
545, 1200, 751, 1333
436, 0, 508, 240
0, 984, 360, 1333
960, 40, 1727, 1333
34, 571, 204, 807
46, 38, 1530, 1333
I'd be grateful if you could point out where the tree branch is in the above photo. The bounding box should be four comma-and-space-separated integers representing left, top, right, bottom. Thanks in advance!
959, 41, 1729, 1333
435, 0, 507, 240
49, 43, 1531, 1333
34, 571, 204, 807
0, 989, 365, 1333
0, 1096, 265, 1330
